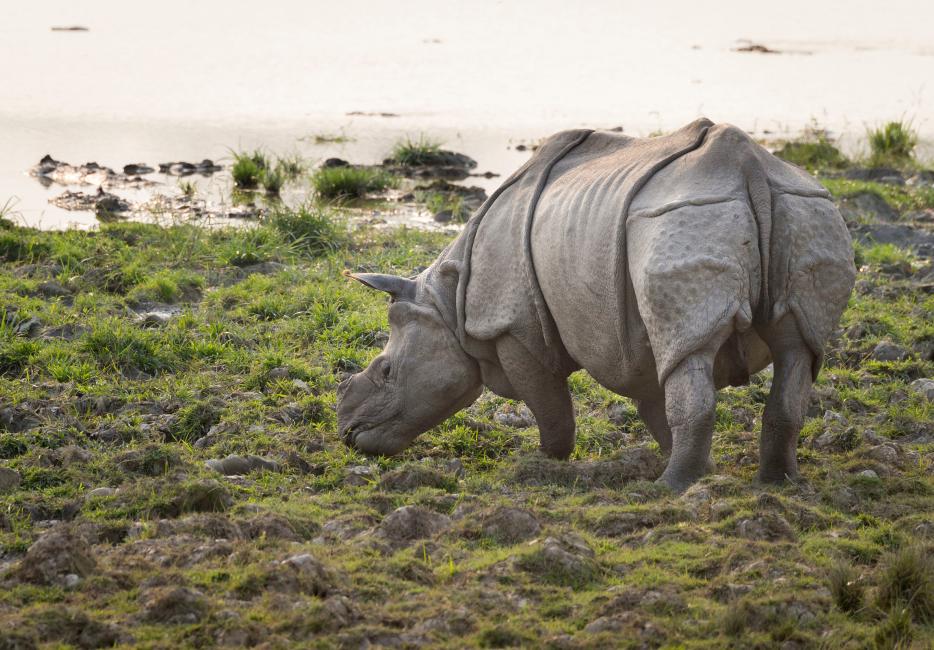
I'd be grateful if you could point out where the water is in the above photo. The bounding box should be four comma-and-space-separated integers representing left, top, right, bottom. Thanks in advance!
1, 0, 932, 229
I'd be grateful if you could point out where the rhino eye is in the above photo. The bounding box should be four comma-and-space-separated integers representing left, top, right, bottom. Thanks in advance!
381, 361, 391, 379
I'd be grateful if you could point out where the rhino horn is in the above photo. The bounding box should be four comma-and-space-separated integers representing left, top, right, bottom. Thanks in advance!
344, 271, 416, 302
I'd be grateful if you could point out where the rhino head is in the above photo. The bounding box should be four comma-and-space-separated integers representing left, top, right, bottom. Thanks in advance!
336, 271, 482, 456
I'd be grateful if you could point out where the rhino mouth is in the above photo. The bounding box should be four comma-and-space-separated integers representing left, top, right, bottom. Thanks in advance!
340, 411, 403, 449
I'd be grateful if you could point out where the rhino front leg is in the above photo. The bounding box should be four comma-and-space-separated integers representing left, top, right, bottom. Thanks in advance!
758, 314, 813, 483
495, 336, 575, 458
635, 396, 672, 455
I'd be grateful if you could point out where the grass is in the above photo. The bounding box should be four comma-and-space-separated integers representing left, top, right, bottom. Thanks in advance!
820, 178, 934, 213
0, 175, 931, 647
867, 121, 918, 168
774, 130, 849, 170
311, 166, 397, 201
421, 191, 470, 221
390, 136, 444, 166
231, 151, 267, 189
232, 151, 305, 195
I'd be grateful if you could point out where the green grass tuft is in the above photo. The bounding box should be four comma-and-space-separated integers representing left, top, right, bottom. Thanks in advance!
875, 545, 933, 623
231, 151, 268, 189
828, 562, 865, 615
265, 204, 347, 256
775, 132, 848, 170
311, 166, 397, 200
867, 121, 917, 168
391, 136, 443, 166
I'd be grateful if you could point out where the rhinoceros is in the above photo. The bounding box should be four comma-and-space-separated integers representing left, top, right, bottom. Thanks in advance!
337, 118, 856, 491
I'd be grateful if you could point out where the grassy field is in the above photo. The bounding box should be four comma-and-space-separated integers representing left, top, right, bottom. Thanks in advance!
0, 170, 932, 648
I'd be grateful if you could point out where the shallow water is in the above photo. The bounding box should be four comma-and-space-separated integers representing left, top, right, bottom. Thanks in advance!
1, 0, 932, 229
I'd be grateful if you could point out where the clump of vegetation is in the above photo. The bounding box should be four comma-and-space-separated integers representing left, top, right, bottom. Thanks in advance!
179, 180, 196, 198
311, 166, 397, 200
260, 166, 284, 195
421, 191, 470, 221
265, 204, 347, 255
232, 151, 303, 195
828, 562, 865, 615
867, 120, 917, 168
391, 136, 444, 166
854, 242, 915, 267
875, 545, 933, 623
231, 150, 268, 189
775, 130, 848, 170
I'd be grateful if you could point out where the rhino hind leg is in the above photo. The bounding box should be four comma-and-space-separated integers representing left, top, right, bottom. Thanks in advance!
655, 322, 733, 492
757, 314, 813, 483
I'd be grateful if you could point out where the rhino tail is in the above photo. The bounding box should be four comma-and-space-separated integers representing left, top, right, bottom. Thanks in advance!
744, 156, 773, 323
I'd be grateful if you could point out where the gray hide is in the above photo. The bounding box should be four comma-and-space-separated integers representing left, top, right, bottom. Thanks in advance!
338, 119, 856, 492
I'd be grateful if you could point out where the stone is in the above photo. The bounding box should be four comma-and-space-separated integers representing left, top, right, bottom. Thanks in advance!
85, 487, 116, 499
343, 464, 377, 486
735, 512, 796, 541
858, 469, 879, 480
140, 587, 209, 624
377, 506, 451, 544
205, 454, 279, 476
480, 507, 541, 544
379, 464, 451, 491
0, 467, 21, 492
871, 340, 909, 362
492, 404, 535, 428
14, 527, 96, 586
838, 190, 898, 223
908, 378, 934, 401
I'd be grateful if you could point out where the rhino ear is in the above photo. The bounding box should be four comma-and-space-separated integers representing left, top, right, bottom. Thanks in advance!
343, 271, 416, 302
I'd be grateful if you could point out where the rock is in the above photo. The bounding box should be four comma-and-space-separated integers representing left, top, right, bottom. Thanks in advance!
843, 167, 904, 184
140, 587, 209, 624
266, 366, 290, 380
0, 467, 21, 492
241, 513, 301, 541
262, 553, 335, 596
866, 444, 900, 466
0, 630, 38, 649
40, 323, 88, 340
344, 464, 377, 486
851, 224, 934, 259
871, 340, 909, 362
85, 487, 116, 499
158, 160, 222, 176
480, 507, 541, 544
606, 402, 636, 425
123, 163, 154, 175
34, 606, 124, 649
172, 479, 233, 514
493, 404, 535, 428
823, 410, 848, 426
322, 158, 349, 168
379, 464, 452, 491
377, 506, 451, 544
512, 446, 665, 487
433, 210, 454, 223
14, 527, 96, 586
858, 469, 879, 480
519, 533, 598, 586
205, 454, 280, 476
735, 512, 796, 542
50, 188, 131, 216
838, 190, 899, 223
909, 378, 934, 401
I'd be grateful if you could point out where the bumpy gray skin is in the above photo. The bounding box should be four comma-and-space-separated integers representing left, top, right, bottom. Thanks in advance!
337, 119, 856, 492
